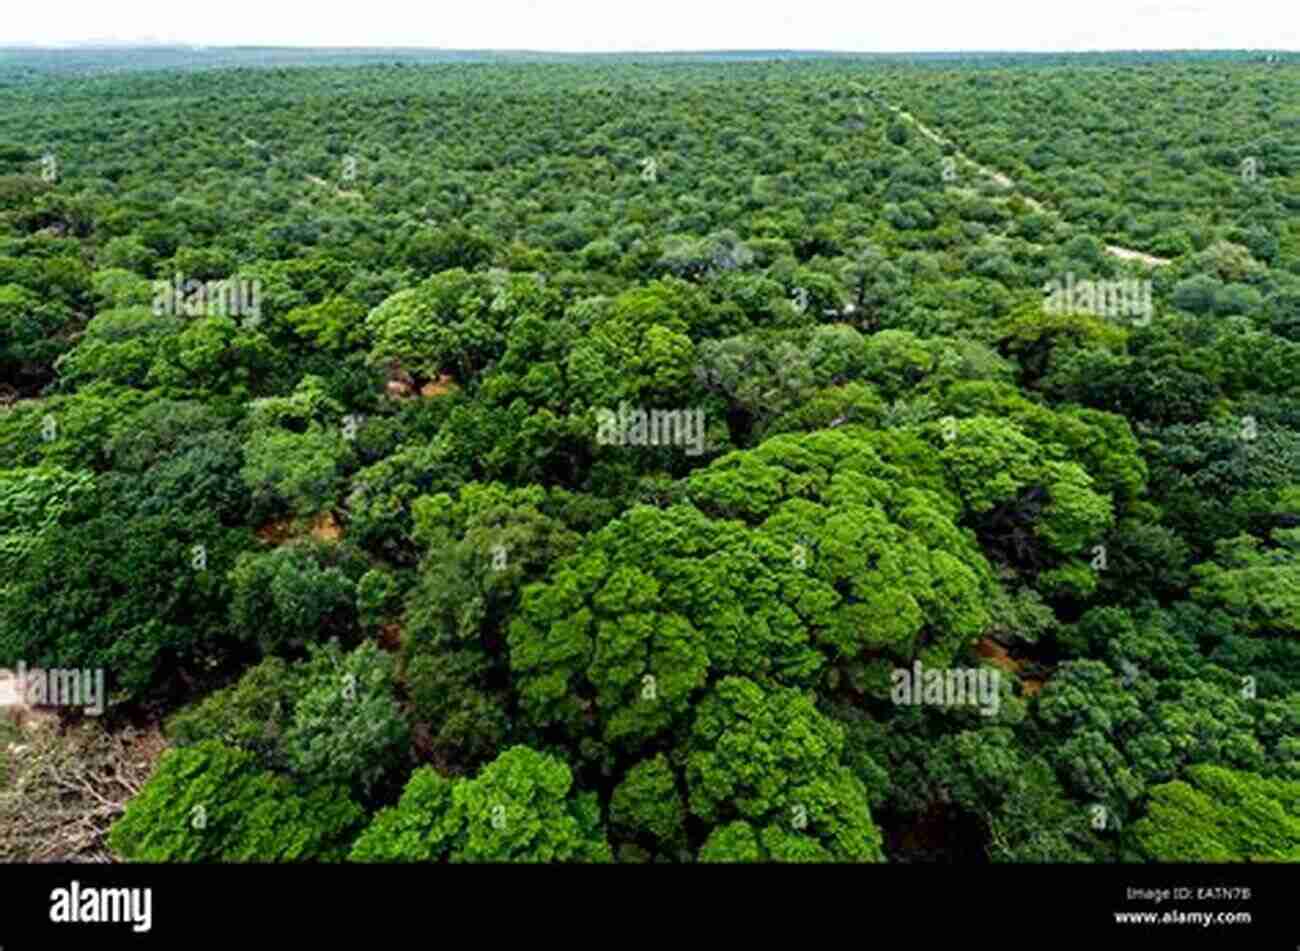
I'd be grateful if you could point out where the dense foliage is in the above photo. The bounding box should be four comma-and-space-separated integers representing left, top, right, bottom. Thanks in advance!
0, 47, 1297, 863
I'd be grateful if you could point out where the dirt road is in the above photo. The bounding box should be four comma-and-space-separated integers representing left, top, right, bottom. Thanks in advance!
883, 103, 1170, 266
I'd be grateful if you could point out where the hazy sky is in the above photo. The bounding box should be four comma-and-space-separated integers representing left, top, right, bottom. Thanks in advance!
6, 0, 1297, 51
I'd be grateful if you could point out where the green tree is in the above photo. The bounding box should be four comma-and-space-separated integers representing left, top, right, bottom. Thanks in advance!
282, 641, 410, 797
510, 427, 997, 755
109, 741, 364, 862
349, 746, 611, 863
1130, 766, 1300, 862
609, 754, 687, 857
228, 541, 362, 657
687, 677, 885, 862
165, 656, 303, 772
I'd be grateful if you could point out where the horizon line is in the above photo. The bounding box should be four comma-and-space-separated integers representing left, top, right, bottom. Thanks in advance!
2, 44, 1297, 55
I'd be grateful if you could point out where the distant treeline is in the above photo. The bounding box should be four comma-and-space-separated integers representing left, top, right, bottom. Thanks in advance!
0, 46, 1294, 83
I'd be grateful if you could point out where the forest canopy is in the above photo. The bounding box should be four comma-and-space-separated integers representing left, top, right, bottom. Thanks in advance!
1, 47, 1298, 867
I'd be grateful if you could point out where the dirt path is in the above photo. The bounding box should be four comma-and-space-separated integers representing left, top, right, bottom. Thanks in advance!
306, 174, 363, 201
1105, 245, 1171, 267
888, 105, 1040, 201
883, 102, 1169, 266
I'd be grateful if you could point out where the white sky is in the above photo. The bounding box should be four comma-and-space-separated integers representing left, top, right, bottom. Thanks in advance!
3, 0, 1296, 52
